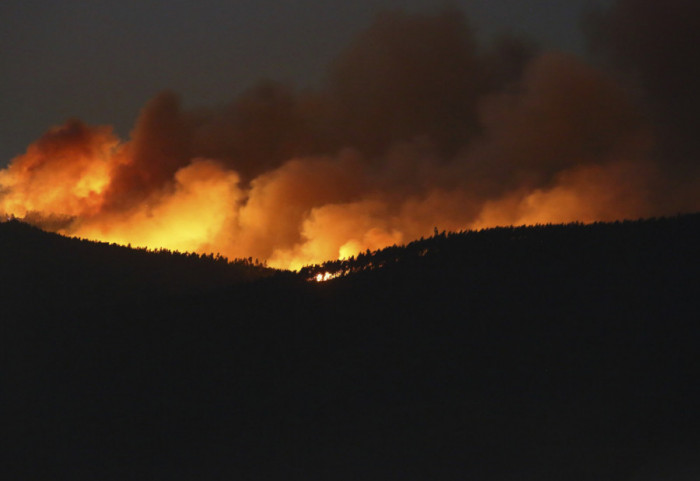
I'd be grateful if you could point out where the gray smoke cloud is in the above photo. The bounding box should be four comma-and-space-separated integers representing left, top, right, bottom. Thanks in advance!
0, 5, 697, 268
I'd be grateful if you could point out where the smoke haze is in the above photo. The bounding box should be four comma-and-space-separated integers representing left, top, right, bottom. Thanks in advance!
1, 3, 698, 269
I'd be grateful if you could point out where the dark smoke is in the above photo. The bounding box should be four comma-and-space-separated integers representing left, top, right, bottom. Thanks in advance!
586, 0, 700, 172
1, 5, 698, 268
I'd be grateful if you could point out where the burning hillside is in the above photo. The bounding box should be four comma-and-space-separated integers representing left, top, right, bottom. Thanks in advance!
2, 3, 699, 269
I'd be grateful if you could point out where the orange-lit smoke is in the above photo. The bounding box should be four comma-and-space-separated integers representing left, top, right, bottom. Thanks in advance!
0, 7, 696, 269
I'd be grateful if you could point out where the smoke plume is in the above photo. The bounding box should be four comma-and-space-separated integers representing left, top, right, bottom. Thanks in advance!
585, 0, 700, 210
1, 5, 697, 269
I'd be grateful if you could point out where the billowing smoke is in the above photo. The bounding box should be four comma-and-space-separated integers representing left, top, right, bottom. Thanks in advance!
585, 0, 700, 210
0, 5, 697, 269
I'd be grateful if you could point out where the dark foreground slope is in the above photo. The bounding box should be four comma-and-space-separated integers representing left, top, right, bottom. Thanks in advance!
2, 215, 700, 480
0, 219, 274, 305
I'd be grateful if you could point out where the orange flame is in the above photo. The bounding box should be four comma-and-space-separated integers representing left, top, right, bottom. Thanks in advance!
0, 121, 121, 219
0, 36, 691, 270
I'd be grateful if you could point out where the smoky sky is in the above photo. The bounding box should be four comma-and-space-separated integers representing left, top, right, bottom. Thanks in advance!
586, 0, 700, 168
1, 0, 698, 269
0, 0, 612, 166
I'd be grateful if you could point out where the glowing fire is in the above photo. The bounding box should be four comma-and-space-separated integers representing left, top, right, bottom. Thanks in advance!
315, 272, 336, 282
0, 92, 658, 272
0, 24, 691, 270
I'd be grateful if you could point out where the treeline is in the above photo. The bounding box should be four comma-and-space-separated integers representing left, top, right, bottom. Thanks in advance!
2, 216, 268, 266
0, 218, 277, 307
300, 214, 700, 282
3, 213, 700, 480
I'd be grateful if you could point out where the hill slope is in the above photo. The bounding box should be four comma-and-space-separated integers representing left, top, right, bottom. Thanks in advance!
2, 215, 700, 480
0, 218, 275, 310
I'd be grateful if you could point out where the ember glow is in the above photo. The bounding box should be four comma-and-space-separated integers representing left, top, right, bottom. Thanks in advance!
315, 272, 337, 283
1, 6, 698, 270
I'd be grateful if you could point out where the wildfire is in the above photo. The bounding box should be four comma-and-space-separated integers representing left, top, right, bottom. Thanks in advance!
0, 79, 656, 272
0, 121, 119, 219
315, 272, 336, 282
1, 10, 694, 269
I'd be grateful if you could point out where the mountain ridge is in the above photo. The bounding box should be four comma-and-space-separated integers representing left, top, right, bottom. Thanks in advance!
2, 213, 700, 480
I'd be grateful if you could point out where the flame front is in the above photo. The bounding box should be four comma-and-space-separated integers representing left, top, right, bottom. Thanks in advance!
1, 9, 698, 269
0, 108, 656, 270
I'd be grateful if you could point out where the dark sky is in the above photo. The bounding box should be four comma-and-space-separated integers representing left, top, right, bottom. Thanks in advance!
1, 0, 610, 165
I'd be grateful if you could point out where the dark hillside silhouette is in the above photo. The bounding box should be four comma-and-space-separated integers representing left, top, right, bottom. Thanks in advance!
2, 214, 700, 480
0, 217, 275, 302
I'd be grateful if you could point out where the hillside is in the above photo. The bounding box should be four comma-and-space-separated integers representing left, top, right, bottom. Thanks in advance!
0, 218, 276, 311
2, 214, 700, 480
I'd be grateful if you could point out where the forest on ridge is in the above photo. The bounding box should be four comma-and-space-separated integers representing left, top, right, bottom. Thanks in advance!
2, 214, 700, 480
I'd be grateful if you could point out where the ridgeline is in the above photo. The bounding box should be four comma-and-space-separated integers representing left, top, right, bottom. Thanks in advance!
2, 214, 700, 480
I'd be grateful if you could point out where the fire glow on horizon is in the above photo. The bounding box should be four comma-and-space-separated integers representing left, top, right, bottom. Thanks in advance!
1, 4, 698, 270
